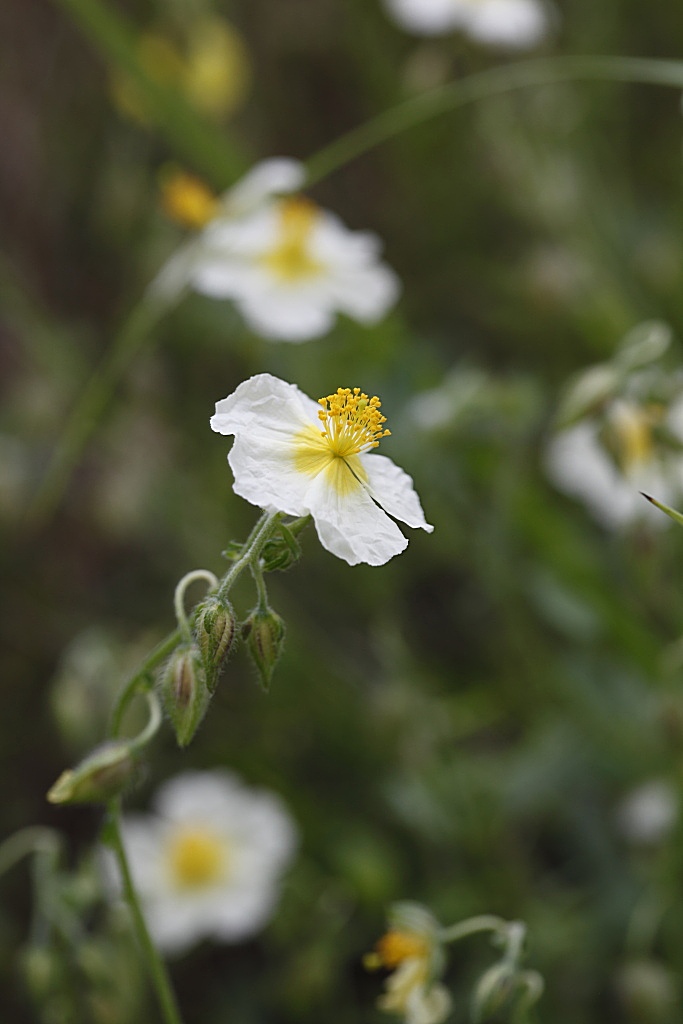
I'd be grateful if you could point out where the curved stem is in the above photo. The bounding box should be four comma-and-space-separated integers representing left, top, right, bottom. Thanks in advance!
29, 291, 174, 528
0, 828, 61, 880
173, 569, 219, 640
217, 511, 282, 600
438, 914, 509, 944
106, 800, 185, 1024
109, 628, 181, 739
250, 557, 269, 612
305, 55, 683, 185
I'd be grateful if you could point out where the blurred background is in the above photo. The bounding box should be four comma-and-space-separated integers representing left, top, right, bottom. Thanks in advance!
4, 0, 683, 1021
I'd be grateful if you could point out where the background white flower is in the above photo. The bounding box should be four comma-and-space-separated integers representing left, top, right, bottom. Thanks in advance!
382, 0, 549, 47
153, 158, 400, 342
545, 397, 683, 530
211, 373, 433, 566
105, 770, 298, 955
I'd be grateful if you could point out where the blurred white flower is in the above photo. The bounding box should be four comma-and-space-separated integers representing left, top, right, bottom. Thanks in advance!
211, 373, 433, 566
107, 770, 297, 955
365, 903, 451, 1024
154, 158, 400, 341
616, 780, 678, 847
382, 0, 549, 48
545, 396, 683, 529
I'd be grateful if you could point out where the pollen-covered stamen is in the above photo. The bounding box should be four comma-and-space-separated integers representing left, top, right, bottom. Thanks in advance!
363, 930, 430, 971
317, 387, 391, 458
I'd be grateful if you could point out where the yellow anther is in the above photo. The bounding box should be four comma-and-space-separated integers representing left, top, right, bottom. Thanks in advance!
160, 169, 220, 229
167, 827, 226, 888
317, 388, 391, 458
261, 197, 323, 281
366, 930, 430, 971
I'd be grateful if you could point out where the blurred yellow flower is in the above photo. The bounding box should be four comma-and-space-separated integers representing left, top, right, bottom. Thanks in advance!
111, 15, 251, 125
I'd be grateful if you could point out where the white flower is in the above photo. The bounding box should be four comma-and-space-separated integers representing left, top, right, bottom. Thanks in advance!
105, 770, 297, 955
545, 397, 683, 529
365, 903, 451, 1024
154, 158, 400, 342
211, 373, 433, 566
382, 0, 549, 47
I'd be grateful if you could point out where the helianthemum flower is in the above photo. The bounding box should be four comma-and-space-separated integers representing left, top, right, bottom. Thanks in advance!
211, 374, 433, 566
153, 158, 400, 341
546, 395, 683, 529
365, 903, 451, 1024
104, 771, 297, 955
382, 0, 549, 47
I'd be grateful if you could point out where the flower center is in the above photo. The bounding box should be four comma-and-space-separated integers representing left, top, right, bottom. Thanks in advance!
604, 401, 660, 474
364, 930, 430, 971
160, 170, 220, 229
261, 197, 323, 281
318, 388, 391, 458
167, 826, 228, 889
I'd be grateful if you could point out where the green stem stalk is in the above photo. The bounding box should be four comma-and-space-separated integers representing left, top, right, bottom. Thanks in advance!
217, 511, 282, 600
305, 55, 683, 185
106, 800, 185, 1024
439, 914, 509, 944
109, 628, 181, 738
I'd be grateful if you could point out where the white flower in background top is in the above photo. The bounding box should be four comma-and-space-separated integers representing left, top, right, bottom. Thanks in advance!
105, 770, 297, 955
153, 158, 400, 342
382, 0, 549, 47
545, 396, 683, 530
211, 373, 433, 566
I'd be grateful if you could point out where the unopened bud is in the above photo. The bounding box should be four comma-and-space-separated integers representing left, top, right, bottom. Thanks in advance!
471, 961, 516, 1023
242, 606, 285, 691
160, 644, 210, 747
47, 742, 136, 805
193, 596, 237, 689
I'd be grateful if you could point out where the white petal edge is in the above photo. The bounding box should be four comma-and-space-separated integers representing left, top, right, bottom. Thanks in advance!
362, 453, 433, 531
305, 469, 409, 566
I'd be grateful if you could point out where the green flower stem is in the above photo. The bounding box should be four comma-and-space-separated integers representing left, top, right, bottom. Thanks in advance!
109, 628, 181, 739
50, 0, 249, 186
250, 558, 270, 612
217, 511, 283, 601
305, 55, 683, 185
174, 569, 219, 641
106, 799, 185, 1024
439, 914, 510, 944
29, 291, 173, 528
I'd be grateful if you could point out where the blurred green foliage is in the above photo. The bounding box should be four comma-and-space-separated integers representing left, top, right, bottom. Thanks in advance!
4, 0, 683, 1022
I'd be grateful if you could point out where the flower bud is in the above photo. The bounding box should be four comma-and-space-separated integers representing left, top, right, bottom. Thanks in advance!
471, 961, 516, 1023
47, 741, 136, 805
242, 606, 285, 691
159, 644, 210, 747
193, 595, 237, 689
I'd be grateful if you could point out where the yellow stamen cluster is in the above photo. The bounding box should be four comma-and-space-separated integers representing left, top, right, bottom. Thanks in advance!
261, 197, 323, 281
364, 930, 430, 971
160, 169, 220, 229
318, 388, 391, 458
167, 827, 227, 889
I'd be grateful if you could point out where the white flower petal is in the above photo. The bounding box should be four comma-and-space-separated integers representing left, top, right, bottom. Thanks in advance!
211, 373, 319, 438
383, 0, 464, 34
363, 453, 434, 531
305, 469, 409, 566
223, 158, 306, 216
467, 0, 548, 47
236, 289, 335, 341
